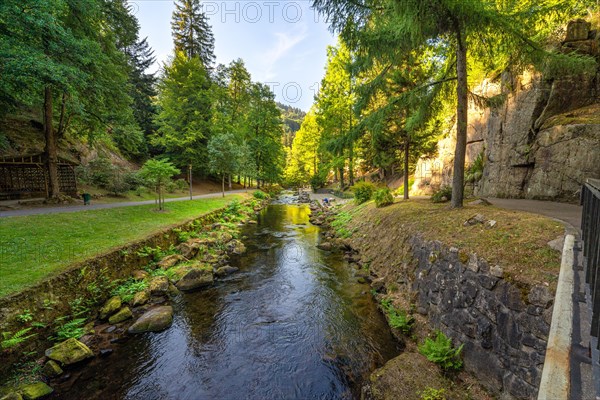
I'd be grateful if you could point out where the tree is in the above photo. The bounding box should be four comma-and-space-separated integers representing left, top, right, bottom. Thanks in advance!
246, 83, 285, 186
207, 133, 246, 197
311, 0, 594, 207
315, 42, 356, 188
285, 109, 323, 187
0, 0, 142, 198
139, 158, 180, 211
153, 51, 213, 171
171, 0, 215, 68
125, 37, 158, 156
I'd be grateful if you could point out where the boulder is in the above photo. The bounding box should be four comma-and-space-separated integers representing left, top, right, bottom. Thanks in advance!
41, 360, 63, 378
565, 19, 591, 42
317, 242, 333, 251
45, 338, 94, 365
99, 296, 122, 320
131, 270, 149, 280
19, 382, 53, 400
128, 306, 174, 334
148, 276, 169, 296
463, 213, 486, 226
227, 240, 246, 255
157, 254, 185, 270
131, 290, 150, 307
214, 265, 239, 278
175, 268, 214, 291
108, 307, 133, 324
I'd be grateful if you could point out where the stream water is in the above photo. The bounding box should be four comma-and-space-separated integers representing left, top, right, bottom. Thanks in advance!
55, 201, 399, 399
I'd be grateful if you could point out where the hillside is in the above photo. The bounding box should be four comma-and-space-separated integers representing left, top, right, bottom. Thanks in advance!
277, 102, 306, 147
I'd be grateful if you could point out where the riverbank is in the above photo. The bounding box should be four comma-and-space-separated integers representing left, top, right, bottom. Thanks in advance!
310, 198, 565, 399
0, 194, 269, 397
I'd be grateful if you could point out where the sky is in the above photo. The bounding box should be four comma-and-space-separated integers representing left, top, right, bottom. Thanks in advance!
130, 0, 337, 111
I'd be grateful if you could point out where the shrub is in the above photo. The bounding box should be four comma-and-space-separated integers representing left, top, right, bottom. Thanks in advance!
352, 181, 376, 204
310, 173, 327, 191
431, 186, 452, 203
165, 180, 178, 193
263, 184, 283, 196
175, 178, 188, 191
373, 187, 394, 208
418, 331, 463, 371
253, 190, 269, 200
226, 199, 241, 215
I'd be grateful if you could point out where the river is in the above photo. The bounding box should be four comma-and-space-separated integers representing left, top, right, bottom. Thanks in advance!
56, 202, 399, 399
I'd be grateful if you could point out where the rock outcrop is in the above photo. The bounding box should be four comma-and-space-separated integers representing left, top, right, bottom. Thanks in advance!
412, 21, 600, 201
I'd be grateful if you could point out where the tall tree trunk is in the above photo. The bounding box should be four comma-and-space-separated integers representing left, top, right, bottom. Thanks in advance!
348, 146, 354, 186
188, 164, 193, 200
44, 86, 60, 198
451, 27, 468, 209
339, 167, 345, 189
243, 176, 246, 188
228, 174, 232, 190
404, 136, 410, 200
222, 174, 225, 197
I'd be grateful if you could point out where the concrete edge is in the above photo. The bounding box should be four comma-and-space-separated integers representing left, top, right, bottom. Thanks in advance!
538, 234, 575, 400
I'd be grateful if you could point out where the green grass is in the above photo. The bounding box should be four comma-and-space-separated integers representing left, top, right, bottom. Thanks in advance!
0, 195, 244, 297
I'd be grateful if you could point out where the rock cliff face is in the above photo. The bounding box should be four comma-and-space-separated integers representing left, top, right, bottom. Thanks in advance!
412, 20, 600, 201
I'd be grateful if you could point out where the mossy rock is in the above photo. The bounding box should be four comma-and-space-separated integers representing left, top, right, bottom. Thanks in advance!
131, 290, 150, 307
108, 307, 133, 324
366, 352, 448, 400
175, 268, 214, 292
45, 338, 94, 366
19, 382, 53, 400
149, 276, 169, 295
41, 360, 63, 378
128, 306, 173, 334
99, 296, 122, 320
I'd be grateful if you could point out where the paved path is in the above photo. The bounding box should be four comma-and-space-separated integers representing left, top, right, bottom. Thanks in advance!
487, 197, 582, 232
0, 190, 248, 218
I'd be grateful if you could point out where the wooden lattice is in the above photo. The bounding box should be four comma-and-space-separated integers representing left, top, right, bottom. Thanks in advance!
0, 154, 78, 200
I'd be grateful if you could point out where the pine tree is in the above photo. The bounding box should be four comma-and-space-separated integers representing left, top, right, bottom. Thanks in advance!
125, 37, 158, 151
171, 0, 215, 68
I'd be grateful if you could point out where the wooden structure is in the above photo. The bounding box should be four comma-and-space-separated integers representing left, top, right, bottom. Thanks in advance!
0, 154, 78, 200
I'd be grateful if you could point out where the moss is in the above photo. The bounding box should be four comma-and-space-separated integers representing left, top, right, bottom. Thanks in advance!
19, 382, 53, 400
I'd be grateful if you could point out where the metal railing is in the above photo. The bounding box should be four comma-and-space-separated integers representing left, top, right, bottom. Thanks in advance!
582, 179, 600, 341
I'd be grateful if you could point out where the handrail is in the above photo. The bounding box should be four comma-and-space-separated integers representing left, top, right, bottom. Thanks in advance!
581, 180, 600, 344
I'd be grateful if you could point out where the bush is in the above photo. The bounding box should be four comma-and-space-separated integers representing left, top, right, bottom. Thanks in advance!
373, 187, 394, 208
253, 190, 269, 200
263, 184, 283, 196
418, 331, 463, 371
175, 178, 188, 191
431, 186, 452, 203
310, 173, 327, 191
352, 181, 376, 204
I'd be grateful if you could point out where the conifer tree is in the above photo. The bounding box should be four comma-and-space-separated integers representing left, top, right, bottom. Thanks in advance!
171, 0, 215, 68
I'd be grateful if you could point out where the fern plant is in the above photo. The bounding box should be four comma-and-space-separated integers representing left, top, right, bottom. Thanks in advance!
1, 328, 37, 349
52, 318, 87, 342
381, 298, 414, 334
419, 331, 463, 371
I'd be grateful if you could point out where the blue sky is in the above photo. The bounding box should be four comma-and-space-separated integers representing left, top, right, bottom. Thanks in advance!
131, 0, 337, 111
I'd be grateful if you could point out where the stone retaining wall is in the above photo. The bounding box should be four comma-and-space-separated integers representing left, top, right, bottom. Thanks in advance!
408, 236, 554, 398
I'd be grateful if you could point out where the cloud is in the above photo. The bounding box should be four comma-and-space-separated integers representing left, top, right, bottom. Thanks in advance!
261, 24, 308, 80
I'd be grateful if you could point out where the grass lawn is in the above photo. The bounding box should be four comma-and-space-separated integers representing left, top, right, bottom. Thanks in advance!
0, 194, 244, 297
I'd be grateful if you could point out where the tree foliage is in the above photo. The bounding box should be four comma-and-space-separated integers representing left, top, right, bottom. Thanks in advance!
171, 0, 215, 68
